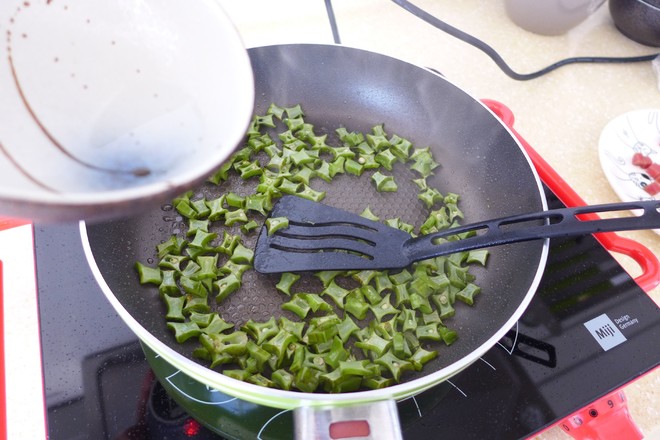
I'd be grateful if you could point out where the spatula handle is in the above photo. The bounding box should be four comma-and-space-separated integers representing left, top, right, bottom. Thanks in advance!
403, 200, 660, 263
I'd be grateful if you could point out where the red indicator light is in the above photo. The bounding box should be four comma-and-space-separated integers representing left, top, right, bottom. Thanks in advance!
183, 418, 202, 437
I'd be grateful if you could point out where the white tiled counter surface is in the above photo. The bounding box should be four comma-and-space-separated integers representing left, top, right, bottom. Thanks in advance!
215, 1, 660, 438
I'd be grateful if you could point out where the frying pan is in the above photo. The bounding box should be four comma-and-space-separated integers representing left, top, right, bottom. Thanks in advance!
81, 44, 548, 439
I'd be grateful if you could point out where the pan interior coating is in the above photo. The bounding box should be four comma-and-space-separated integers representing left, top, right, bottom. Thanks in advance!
85, 44, 546, 390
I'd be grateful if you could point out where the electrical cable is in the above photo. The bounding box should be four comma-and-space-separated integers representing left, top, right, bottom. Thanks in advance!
391, 0, 659, 81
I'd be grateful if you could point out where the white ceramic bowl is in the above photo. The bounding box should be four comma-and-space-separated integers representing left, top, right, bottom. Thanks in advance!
0, 0, 254, 222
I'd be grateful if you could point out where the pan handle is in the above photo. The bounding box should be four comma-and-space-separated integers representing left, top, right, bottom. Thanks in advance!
294, 400, 402, 440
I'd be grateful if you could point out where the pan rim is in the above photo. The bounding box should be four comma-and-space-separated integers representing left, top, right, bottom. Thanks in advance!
80, 43, 550, 410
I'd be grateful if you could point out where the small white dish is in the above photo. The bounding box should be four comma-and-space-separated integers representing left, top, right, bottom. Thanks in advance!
0, 0, 254, 222
598, 109, 660, 235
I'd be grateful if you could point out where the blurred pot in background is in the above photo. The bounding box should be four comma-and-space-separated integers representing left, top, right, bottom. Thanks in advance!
504, 0, 605, 35
609, 0, 660, 47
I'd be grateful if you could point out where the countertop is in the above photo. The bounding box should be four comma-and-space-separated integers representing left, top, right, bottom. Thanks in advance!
214, 0, 660, 438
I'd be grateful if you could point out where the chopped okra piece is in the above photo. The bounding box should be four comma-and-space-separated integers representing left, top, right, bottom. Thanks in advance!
359, 206, 380, 221
282, 295, 312, 319
214, 273, 241, 303
167, 321, 201, 343
242, 318, 279, 345
266, 216, 289, 235
135, 262, 161, 285
230, 243, 254, 265
322, 280, 351, 308
371, 171, 398, 192
456, 283, 481, 306
163, 294, 185, 322
375, 350, 413, 382
275, 272, 301, 296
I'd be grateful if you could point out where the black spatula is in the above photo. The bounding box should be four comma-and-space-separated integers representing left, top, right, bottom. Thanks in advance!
253, 195, 660, 274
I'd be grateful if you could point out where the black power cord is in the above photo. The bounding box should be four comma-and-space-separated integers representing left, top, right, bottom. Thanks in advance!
321, 0, 659, 81
391, 0, 659, 80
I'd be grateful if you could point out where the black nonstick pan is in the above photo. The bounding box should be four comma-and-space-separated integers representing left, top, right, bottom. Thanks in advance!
81, 43, 551, 439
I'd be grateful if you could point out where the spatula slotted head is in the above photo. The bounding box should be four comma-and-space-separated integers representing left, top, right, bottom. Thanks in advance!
253, 196, 412, 273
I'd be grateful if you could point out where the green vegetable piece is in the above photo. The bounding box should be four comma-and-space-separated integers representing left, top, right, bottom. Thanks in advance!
389, 134, 413, 160
389, 269, 412, 285
163, 294, 185, 322
282, 295, 312, 319
289, 166, 316, 186
409, 293, 433, 314
167, 321, 201, 343
374, 272, 393, 293
279, 317, 305, 340
294, 367, 322, 393
247, 373, 274, 388
241, 318, 279, 345
355, 332, 391, 357
191, 199, 211, 218
416, 323, 441, 342
180, 276, 208, 298
314, 270, 342, 288
339, 360, 375, 377
456, 283, 481, 306
300, 293, 333, 313
298, 185, 326, 202
399, 308, 418, 332
266, 217, 289, 235
352, 270, 378, 286
375, 149, 398, 170
366, 125, 390, 151
322, 280, 351, 308
205, 196, 227, 221
263, 329, 297, 362
202, 314, 234, 334
466, 249, 489, 266
246, 340, 271, 372
183, 295, 210, 314
271, 369, 294, 390
337, 315, 360, 343
216, 231, 240, 255
157, 236, 186, 259
207, 160, 234, 184
418, 187, 444, 209
335, 127, 364, 147
371, 171, 398, 192
158, 270, 179, 296
189, 311, 214, 328
192, 255, 218, 280
392, 332, 412, 359
306, 321, 338, 345
224, 209, 249, 226
223, 369, 251, 381
230, 243, 254, 265
359, 207, 380, 222
345, 289, 369, 320
277, 178, 301, 195
362, 376, 394, 390
375, 350, 413, 382
275, 272, 301, 296
431, 292, 456, 319
439, 325, 458, 345
175, 199, 198, 219
393, 284, 411, 308
361, 284, 382, 305
136, 262, 161, 285
370, 295, 399, 322
284, 104, 304, 119
313, 161, 332, 182
187, 219, 209, 237
410, 347, 438, 371
345, 158, 364, 176
422, 310, 442, 325
241, 220, 260, 234
267, 103, 285, 119
328, 157, 346, 177
159, 254, 188, 272
190, 230, 217, 249
214, 273, 241, 303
